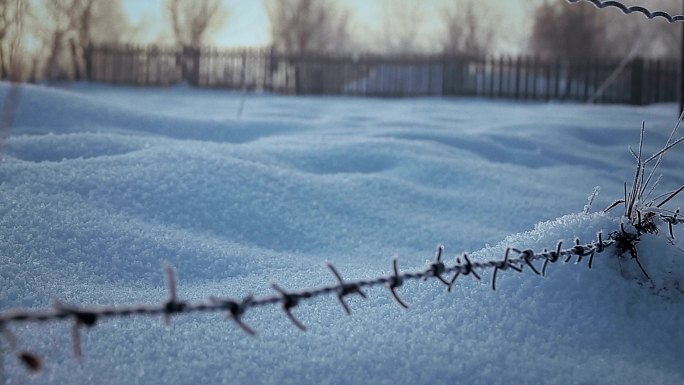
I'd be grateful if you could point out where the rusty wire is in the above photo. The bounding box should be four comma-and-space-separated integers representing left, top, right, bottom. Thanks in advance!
567, 0, 684, 22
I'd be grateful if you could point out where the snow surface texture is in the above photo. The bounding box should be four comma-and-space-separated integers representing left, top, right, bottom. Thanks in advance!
1, 82, 683, 385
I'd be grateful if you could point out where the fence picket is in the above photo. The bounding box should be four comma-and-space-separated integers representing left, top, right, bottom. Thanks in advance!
80, 44, 677, 105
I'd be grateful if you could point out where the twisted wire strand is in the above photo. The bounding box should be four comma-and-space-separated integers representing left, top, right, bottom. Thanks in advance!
567, 0, 684, 23
0, 233, 618, 329
1, 214, 680, 374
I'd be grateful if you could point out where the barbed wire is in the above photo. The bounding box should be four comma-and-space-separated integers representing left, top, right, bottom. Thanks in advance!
567, 0, 684, 22
2, 209, 683, 370
3, 210, 682, 375
0, 232, 620, 330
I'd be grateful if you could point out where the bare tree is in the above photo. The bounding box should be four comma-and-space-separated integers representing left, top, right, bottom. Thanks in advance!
0, 0, 29, 79
263, 0, 351, 54
528, 0, 608, 62
71, 0, 96, 80
378, 0, 426, 53
90, 2, 139, 44
165, 0, 229, 48
600, 0, 681, 59
530, 0, 681, 61
42, 0, 77, 80
442, 0, 498, 57
37, 0, 133, 80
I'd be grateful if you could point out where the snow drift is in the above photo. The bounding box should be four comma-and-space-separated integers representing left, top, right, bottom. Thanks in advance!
0, 82, 683, 384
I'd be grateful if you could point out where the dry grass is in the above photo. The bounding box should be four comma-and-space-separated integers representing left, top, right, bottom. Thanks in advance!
605, 112, 684, 233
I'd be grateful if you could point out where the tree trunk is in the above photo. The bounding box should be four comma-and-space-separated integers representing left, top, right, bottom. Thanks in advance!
70, 38, 82, 81
0, 44, 7, 80
45, 34, 62, 80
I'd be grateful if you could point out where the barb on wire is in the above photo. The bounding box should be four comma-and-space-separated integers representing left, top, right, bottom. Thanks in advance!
326, 263, 367, 315
210, 296, 256, 335
0, 213, 681, 373
387, 257, 409, 308
448, 253, 480, 292
271, 284, 306, 331
662, 209, 681, 239
18, 352, 41, 372
567, 0, 684, 23
424, 244, 450, 286
516, 248, 543, 275
163, 265, 186, 325
52, 301, 98, 358
492, 248, 513, 291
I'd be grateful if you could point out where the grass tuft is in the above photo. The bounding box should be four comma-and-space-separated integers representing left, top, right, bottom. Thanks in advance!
606, 111, 684, 233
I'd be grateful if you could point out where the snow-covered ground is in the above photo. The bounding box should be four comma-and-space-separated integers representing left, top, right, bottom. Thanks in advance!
1, 82, 683, 384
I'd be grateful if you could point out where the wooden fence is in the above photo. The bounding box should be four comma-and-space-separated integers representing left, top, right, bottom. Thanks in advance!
84, 44, 679, 105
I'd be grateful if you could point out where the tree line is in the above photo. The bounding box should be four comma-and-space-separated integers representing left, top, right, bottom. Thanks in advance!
1, 0, 680, 82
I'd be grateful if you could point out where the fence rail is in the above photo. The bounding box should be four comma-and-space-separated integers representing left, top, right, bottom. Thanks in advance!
83, 44, 678, 105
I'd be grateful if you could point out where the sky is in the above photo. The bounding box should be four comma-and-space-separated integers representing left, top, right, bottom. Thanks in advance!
122, 0, 271, 47
121, 0, 533, 54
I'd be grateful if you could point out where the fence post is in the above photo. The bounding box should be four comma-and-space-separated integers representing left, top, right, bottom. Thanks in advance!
514, 56, 521, 100
523, 56, 531, 100
583, 61, 591, 102
655, 59, 662, 103
497, 56, 504, 98
181, 46, 201, 86
84, 44, 94, 81
631, 57, 644, 105
553, 58, 561, 100
294, 56, 302, 95
193, 47, 201, 86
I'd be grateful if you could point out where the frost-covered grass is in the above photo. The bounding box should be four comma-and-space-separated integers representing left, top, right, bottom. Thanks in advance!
0, 82, 683, 384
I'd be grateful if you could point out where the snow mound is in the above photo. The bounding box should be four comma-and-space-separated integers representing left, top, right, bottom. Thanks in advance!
1, 82, 683, 384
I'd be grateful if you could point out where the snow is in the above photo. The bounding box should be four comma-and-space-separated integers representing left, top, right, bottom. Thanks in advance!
1, 82, 683, 384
